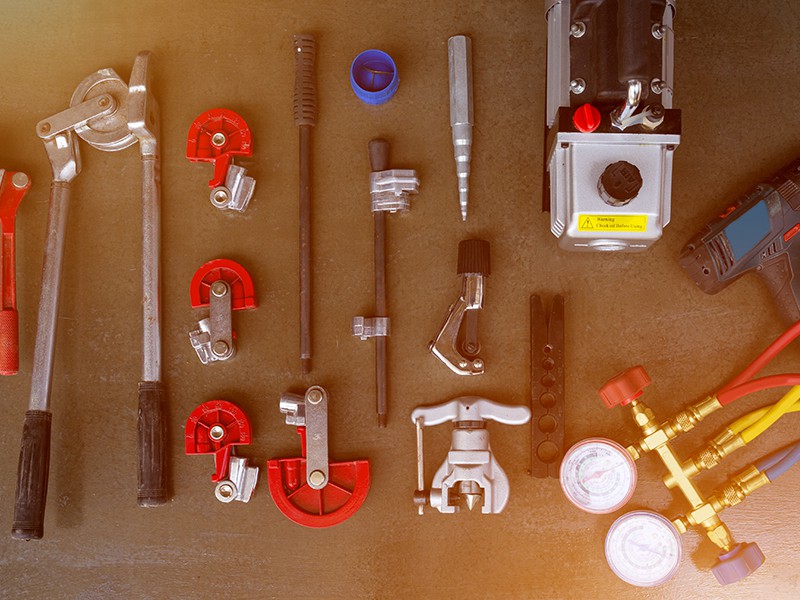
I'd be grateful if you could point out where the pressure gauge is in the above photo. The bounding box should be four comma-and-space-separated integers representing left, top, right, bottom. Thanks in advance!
605, 510, 682, 587
560, 437, 637, 513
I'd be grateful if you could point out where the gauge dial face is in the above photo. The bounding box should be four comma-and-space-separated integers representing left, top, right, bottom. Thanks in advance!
559, 438, 637, 514
605, 510, 682, 587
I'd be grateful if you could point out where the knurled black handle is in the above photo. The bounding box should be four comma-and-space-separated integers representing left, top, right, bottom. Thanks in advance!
457, 239, 491, 276
12, 410, 52, 540
293, 34, 317, 126
137, 381, 168, 507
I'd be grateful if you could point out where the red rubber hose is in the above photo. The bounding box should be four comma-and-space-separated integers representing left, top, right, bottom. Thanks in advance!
717, 374, 800, 406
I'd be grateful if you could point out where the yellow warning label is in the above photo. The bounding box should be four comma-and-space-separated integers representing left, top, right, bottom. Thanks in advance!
578, 214, 648, 232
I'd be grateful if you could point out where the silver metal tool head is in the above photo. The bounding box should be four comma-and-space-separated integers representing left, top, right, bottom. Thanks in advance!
70, 68, 137, 151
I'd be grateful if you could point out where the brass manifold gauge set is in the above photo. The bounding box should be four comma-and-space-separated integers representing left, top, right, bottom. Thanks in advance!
561, 321, 800, 586
3, 0, 800, 591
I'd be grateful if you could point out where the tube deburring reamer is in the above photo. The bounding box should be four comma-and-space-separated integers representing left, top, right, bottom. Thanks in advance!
448, 35, 473, 222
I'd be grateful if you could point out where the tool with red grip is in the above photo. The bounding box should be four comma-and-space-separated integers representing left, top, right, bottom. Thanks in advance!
185, 399, 259, 502
186, 108, 255, 213
0, 169, 31, 375
189, 258, 257, 364
267, 385, 370, 527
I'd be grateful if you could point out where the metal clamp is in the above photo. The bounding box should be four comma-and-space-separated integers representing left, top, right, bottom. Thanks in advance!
352, 316, 390, 340
430, 239, 490, 376
370, 169, 419, 213
411, 396, 531, 514
186, 108, 256, 213
188, 259, 257, 364
279, 386, 329, 489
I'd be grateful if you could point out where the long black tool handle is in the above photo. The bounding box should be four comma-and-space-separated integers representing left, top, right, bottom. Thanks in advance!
617, 0, 651, 83
294, 33, 317, 374
12, 410, 52, 539
137, 381, 167, 506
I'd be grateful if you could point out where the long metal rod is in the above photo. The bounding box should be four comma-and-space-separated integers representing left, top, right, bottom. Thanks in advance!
415, 418, 425, 515
299, 124, 312, 374
141, 154, 161, 381
375, 211, 387, 427
29, 182, 71, 412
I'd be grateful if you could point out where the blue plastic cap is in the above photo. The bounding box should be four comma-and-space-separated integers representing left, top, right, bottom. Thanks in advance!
350, 49, 399, 105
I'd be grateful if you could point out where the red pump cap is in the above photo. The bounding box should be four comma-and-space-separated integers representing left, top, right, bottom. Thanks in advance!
599, 365, 651, 408
573, 104, 602, 133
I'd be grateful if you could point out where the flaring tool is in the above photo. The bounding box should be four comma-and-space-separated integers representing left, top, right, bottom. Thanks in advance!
268, 385, 370, 528
412, 397, 530, 514
0, 169, 31, 375
429, 239, 490, 375
189, 259, 257, 364
185, 400, 258, 503
186, 108, 255, 213
353, 138, 419, 427
13, 51, 166, 541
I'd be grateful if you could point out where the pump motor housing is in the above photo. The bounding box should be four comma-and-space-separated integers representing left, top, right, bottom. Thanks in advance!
544, 0, 680, 252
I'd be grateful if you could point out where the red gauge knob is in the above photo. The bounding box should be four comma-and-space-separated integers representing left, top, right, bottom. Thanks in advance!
599, 365, 651, 408
573, 103, 601, 133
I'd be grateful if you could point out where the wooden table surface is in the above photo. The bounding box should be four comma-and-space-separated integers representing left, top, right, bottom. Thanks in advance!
1, 1, 799, 598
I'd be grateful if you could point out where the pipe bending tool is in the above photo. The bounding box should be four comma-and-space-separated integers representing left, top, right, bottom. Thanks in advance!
0, 169, 31, 376
544, 0, 680, 251
561, 346, 800, 586
13, 51, 166, 541
448, 35, 473, 221
186, 108, 255, 213
353, 138, 419, 427
189, 259, 257, 364
267, 385, 370, 528
412, 397, 530, 514
429, 239, 490, 375
185, 400, 258, 503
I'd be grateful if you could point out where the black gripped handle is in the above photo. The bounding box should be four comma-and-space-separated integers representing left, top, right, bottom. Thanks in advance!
758, 252, 800, 324
137, 381, 168, 507
617, 0, 651, 84
12, 410, 52, 540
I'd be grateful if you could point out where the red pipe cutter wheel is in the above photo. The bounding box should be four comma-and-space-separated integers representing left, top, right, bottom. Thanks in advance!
186, 108, 255, 212
185, 399, 259, 503
0, 169, 31, 375
189, 258, 257, 364
268, 385, 370, 528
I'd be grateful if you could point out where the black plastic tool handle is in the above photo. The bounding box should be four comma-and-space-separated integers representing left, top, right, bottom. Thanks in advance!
137, 381, 167, 507
12, 410, 52, 540
293, 34, 317, 127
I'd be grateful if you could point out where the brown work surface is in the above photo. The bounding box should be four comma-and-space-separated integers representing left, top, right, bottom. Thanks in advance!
1, 1, 799, 598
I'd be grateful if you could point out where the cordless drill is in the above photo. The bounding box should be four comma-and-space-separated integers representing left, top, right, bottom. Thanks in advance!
679, 157, 800, 323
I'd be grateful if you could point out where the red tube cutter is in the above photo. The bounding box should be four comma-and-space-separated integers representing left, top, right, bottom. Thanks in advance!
268, 386, 370, 527
0, 170, 31, 375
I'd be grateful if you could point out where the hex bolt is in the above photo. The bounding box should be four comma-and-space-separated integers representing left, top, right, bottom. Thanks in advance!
308, 470, 326, 486
307, 388, 323, 404
209, 425, 225, 441
211, 132, 227, 147
570, 78, 586, 94
212, 340, 230, 357
570, 22, 586, 38
210, 281, 228, 298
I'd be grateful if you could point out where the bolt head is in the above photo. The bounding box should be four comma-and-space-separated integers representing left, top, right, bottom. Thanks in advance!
570, 21, 586, 38
39, 122, 51, 134
11, 172, 29, 189
652, 23, 664, 39
209, 425, 225, 441
211, 132, 227, 147
210, 280, 228, 297
211, 340, 230, 357
458, 360, 469, 369
472, 359, 484, 370
308, 470, 326, 486
307, 388, 323, 404
211, 188, 230, 207
98, 96, 110, 108
570, 78, 586, 95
